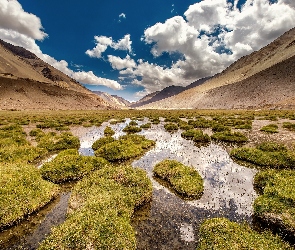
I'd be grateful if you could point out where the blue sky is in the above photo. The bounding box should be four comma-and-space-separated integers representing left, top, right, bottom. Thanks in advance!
0, 0, 295, 101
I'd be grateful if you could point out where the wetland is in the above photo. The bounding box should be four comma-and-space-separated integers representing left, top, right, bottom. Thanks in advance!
1, 109, 295, 249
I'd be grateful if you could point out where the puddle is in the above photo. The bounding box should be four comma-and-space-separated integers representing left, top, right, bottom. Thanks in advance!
0, 191, 71, 250
72, 119, 258, 249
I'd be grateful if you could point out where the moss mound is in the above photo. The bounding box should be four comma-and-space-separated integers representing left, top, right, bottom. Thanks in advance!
0, 163, 58, 229
260, 124, 279, 133
211, 131, 248, 143
164, 122, 178, 132
254, 169, 295, 235
181, 129, 210, 142
95, 134, 155, 162
153, 159, 203, 198
230, 142, 295, 168
104, 126, 115, 136
122, 125, 142, 133
92, 136, 115, 151
197, 218, 292, 250
41, 149, 108, 183
140, 123, 151, 129
39, 165, 152, 250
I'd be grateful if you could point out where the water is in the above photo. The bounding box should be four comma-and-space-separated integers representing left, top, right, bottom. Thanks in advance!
1, 119, 257, 249
73, 120, 257, 249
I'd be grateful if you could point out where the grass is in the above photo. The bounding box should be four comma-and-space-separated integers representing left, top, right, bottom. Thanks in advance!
197, 217, 292, 250
230, 142, 295, 168
140, 123, 152, 129
181, 129, 210, 143
36, 132, 80, 152
122, 125, 142, 133
254, 169, 295, 237
40, 149, 109, 183
188, 118, 212, 128
39, 165, 152, 249
104, 126, 115, 136
164, 122, 178, 132
92, 136, 115, 151
95, 134, 155, 162
283, 122, 295, 131
153, 159, 203, 198
0, 163, 59, 229
211, 131, 248, 143
260, 124, 279, 133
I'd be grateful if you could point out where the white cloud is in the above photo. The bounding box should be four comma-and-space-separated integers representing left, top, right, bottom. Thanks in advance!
86, 34, 132, 58
0, 0, 122, 90
0, 0, 47, 40
119, 13, 126, 19
130, 0, 295, 95
108, 55, 136, 70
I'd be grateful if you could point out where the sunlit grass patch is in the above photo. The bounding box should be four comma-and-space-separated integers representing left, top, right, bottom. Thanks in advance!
0, 163, 59, 229
92, 136, 115, 151
140, 123, 152, 129
260, 124, 279, 133
104, 126, 115, 136
40, 149, 108, 183
181, 129, 210, 143
254, 169, 295, 238
283, 122, 295, 131
197, 217, 292, 250
95, 134, 155, 162
36, 132, 80, 152
122, 125, 142, 133
230, 142, 295, 168
188, 118, 212, 128
164, 122, 178, 132
39, 165, 152, 250
153, 159, 203, 198
211, 131, 248, 143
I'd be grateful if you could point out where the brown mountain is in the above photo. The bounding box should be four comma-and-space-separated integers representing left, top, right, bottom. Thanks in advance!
0, 39, 113, 110
92, 91, 131, 108
131, 77, 210, 108
139, 27, 295, 110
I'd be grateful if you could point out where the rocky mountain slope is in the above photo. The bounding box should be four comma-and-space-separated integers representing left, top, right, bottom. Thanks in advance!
93, 91, 130, 108
0, 39, 113, 110
139, 27, 295, 109
131, 77, 210, 108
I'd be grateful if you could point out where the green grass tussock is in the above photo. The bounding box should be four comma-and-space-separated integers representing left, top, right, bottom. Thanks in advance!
181, 129, 210, 143
164, 123, 178, 132
283, 122, 295, 131
39, 165, 152, 250
211, 131, 248, 143
197, 218, 292, 250
92, 136, 115, 151
95, 134, 155, 162
140, 123, 152, 129
122, 125, 142, 133
260, 124, 279, 133
40, 149, 109, 183
231, 142, 295, 168
0, 163, 59, 229
254, 169, 295, 232
153, 159, 203, 198
104, 126, 115, 136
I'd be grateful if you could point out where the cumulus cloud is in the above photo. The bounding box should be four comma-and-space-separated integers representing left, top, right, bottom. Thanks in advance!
0, 0, 47, 40
108, 55, 136, 70
119, 13, 126, 19
130, 0, 295, 95
86, 34, 132, 58
0, 0, 122, 90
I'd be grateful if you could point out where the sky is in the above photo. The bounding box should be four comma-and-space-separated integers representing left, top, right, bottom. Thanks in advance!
0, 0, 295, 101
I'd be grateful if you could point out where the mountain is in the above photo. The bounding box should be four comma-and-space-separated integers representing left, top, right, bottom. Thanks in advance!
139, 27, 295, 109
131, 77, 210, 108
92, 91, 131, 108
0, 39, 113, 110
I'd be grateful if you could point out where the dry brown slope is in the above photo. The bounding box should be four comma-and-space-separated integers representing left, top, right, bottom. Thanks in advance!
0, 77, 112, 110
140, 27, 295, 109
0, 40, 114, 110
